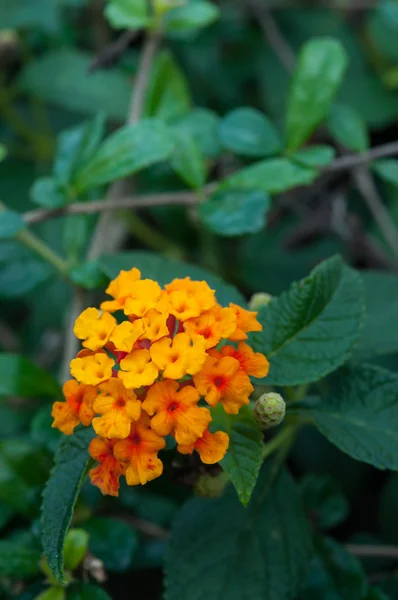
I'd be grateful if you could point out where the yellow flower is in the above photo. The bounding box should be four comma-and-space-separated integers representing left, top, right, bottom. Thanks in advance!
51, 380, 97, 435
109, 319, 146, 353
142, 309, 169, 342
123, 280, 163, 317
70, 352, 115, 386
92, 379, 141, 439
150, 332, 207, 379
101, 268, 141, 312
73, 308, 116, 352
118, 349, 159, 389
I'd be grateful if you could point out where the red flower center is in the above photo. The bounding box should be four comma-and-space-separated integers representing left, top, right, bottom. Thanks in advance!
214, 376, 224, 388
168, 402, 179, 413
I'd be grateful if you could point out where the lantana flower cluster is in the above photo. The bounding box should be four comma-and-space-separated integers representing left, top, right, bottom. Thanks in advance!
52, 268, 269, 496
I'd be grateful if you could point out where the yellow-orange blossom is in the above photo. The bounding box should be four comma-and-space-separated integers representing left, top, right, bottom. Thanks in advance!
52, 268, 269, 496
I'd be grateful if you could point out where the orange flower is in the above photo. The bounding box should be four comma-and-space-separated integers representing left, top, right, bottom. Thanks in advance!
123, 280, 163, 318
113, 414, 166, 485
118, 349, 159, 389
165, 278, 216, 321
178, 428, 229, 464
100, 268, 141, 312
92, 379, 141, 439
109, 319, 146, 353
89, 437, 126, 496
143, 380, 211, 445
228, 303, 262, 341
193, 356, 253, 414
73, 308, 116, 352
184, 306, 237, 349
214, 342, 269, 378
150, 332, 207, 379
70, 352, 115, 386
51, 380, 97, 435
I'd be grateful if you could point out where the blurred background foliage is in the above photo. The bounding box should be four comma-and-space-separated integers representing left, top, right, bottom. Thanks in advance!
3, 1, 398, 599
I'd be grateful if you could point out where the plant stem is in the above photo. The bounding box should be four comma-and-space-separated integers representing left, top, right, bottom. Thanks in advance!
262, 425, 298, 461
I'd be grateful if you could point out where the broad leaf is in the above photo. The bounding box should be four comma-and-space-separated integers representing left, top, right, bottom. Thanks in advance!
170, 131, 207, 189
328, 103, 369, 152
251, 256, 364, 386
199, 189, 269, 236
164, 1, 220, 36
372, 159, 398, 186
75, 119, 174, 192
100, 251, 246, 306
0, 210, 25, 239
299, 474, 349, 530
219, 107, 282, 157
286, 38, 348, 151
0, 541, 41, 578
296, 364, 398, 470
0, 353, 61, 398
105, 0, 150, 30
291, 145, 336, 168
211, 405, 264, 506
221, 157, 316, 194
165, 466, 312, 600
41, 428, 95, 582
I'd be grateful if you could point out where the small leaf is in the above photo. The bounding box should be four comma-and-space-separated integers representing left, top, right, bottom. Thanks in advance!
30, 178, 67, 209
165, 465, 312, 600
372, 158, 398, 186
300, 474, 349, 530
34, 587, 66, 600
211, 404, 264, 505
84, 518, 138, 572
219, 107, 282, 157
41, 428, 95, 583
0, 210, 25, 239
251, 256, 364, 386
291, 145, 336, 168
164, 1, 220, 36
286, 38, 348, 151
69, 260, 108, 290
328, 103, 369, 152
199, 189, 269, 237
75, 119, 174, 193
221, 157, 316, 194
295, 364, 398, 470
0, 353, 61, 398
63, 529, 89, 571
174, 108, 221, 158
170, 131, 207, 189
105, 0, 150, 30
0, 541, 41, 578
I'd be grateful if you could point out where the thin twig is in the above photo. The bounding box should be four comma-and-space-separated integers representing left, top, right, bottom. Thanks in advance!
325, 141, 398, 172
89, 30, 138, 72
346, 544, 398, 559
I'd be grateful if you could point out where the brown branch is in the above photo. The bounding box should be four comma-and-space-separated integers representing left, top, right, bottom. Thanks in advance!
325, 141, 398, 172
346, 544, 398, 559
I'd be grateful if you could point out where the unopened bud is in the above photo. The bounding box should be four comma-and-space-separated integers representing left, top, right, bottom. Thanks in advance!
249, 292, 272, 311
194, 472, 229, 498
254, 392, 286, 430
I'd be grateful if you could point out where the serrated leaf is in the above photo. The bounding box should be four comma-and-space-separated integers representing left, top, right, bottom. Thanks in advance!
75, 119, 174, 192
303, 536, 368, 600
295, 364, 398, 470
164, 1, 220, 36
170, 131, 207, 189
0, 210, 25, 239
41, 428, 95, 583
328, 103, 369, 152
0, 353, 61, 398
0, 541, 41, 578
291, 145, 336, 168
372, 158, 398, 186
219, 107, 282, 157
211, 405, 264, 505
100, 250, 245, 306
221, 157, 316, 194
105, 0, 150, 30
286, 38, 348, 151
165, 465, 312, 600
199, 189, 269, 237
251, 256, 364, 386
299, 474, 349, 530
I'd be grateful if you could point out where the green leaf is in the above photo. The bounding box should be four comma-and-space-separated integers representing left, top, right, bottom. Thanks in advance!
170, 131, 207, 189
211, 404, 264, 506
372, 159, 398, 186
221, 157, 316, 195
63, 215, 88, 261
286, 38, 348, 151
69, 260, 108, 290
67, 583, 112, 600
296, 364, 398, 469
0, 499, 14, 529
303, 536, 368, 600
105, 0, 150, 30
30, 178, 67, 209
100, 250, 246, 306
199, 189, 270, 237
0, 0, 59, 32
327, 103, 369, 152
164, 1, 220, 36
0, 541, 41, 578
75, 119, 174, 192
63, 529, 89, 571
0, 353, 61, 398
291, 145, 336, 168
41, 428, 95, 583
19, 50, 131, 120
0, 242, 53, 298
299, 474, 349, 530
31, 406, 61, 454
174, 108, 221, 158
219, 107, 282, 157
354, 271, 398, 359
251, 256, 364, 386
35, 587, 66, 600
84, 517, 138, 572
165, 466, 312, 600
0, 210, 25, 239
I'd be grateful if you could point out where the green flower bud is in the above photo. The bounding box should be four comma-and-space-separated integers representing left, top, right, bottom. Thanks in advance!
194, 472, 229, 498
249, 292, 272, 312
254, 392, 286, 430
